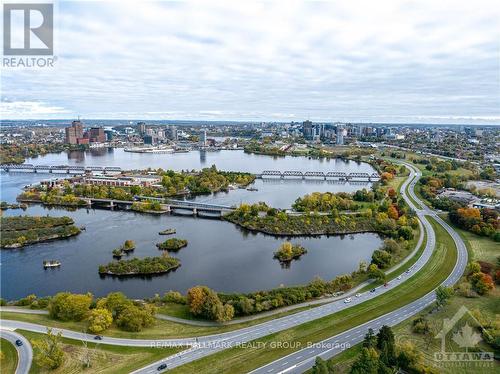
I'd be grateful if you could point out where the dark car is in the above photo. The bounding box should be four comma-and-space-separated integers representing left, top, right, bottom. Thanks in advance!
15, 339, 23, 347
370, 288, 376, 293
94, 335, 102, 340
157, 363, 167, 371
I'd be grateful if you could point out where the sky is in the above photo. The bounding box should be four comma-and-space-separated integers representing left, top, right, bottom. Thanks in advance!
1, 0, 499, 124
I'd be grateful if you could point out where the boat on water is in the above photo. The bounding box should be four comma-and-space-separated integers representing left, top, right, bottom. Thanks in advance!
43, 260, 61, 268
246, 187, 258, 191
159, 228, 176, 235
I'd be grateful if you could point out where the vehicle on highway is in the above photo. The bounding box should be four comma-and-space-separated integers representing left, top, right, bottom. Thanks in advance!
344, 297, 352, 303
15, 339, 23, 346
355, 293, 361, 297
405, 269, 411, 273
370, 288, 376, 293
397, 275, 402, 280
94, 335, 102, 340
157, 363, 167, 371
384, 282, 388, 287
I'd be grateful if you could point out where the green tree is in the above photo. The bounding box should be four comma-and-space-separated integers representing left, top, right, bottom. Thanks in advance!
311, 356, 335, 373
376, 325, 396, 366
32, 328, 64, 369
87, 308, 113, 334
362, 328, 377, 349
435, 285, 454, 307
368, 264, 386, 282
96, 292, 132, 317
48, 292, 92, 321
349, 347, 379, 374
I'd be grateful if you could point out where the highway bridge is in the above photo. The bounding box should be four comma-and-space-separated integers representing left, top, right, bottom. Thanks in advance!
258, 170, 380, 181
81, 196, 235, 217
0, 164, 121, 174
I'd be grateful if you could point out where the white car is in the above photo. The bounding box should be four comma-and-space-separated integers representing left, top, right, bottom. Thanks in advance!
344, 297, 352, 303
397, 275, 402, 280
355, 293, 361, 297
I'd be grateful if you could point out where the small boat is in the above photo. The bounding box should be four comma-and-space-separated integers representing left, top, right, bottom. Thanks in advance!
43, 260, 61, 268
246, 187, 258, 191
159, 228, 176, 235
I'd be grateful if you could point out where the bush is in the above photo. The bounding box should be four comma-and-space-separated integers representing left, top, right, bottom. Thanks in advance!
162, 290, 186, 304
115, 304, 156, 332
87, 308, 113, 334
48, 292, 92, 321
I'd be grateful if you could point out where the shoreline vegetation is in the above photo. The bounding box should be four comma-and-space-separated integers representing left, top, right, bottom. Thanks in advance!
0, 215, 81, 248
98, 253, 180, 276
156, 238, 188, 251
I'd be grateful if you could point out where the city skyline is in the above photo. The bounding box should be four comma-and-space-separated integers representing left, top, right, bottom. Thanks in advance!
1, 0, 499, 124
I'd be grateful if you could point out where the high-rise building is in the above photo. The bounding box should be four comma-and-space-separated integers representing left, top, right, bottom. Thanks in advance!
302, 120, 313, 140
65, 120, 84, 144
170, 126, 178, 141
88, 127, 106, 143
336, 125, 346, 145
137, 122, 146, 135
200, 129, 207, 147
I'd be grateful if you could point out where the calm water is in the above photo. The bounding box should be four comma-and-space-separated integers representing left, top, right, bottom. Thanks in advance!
0, 150, 381, 300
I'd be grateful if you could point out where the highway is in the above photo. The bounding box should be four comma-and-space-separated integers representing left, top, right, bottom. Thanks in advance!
0, 329, 33, 374
0, 163, 468, 374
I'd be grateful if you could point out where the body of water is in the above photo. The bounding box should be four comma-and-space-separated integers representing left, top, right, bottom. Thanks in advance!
0, 149, 381, 300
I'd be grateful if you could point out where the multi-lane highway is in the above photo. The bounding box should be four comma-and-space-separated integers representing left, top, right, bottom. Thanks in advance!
0, 163, 468, 374
0, 329, 33, 374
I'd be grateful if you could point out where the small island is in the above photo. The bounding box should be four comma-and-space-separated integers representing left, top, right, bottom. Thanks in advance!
98, 253, 181, 276
159, 228, 176, 235
1, 215, 81, 248
156, 238, 188, 251
112, 240, 136, 258
273, 242, 307, 262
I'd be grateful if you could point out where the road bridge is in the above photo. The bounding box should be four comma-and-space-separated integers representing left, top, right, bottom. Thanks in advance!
0, 164, 121, 174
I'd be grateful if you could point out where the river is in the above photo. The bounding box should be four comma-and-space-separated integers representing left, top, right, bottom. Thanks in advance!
0, 149, 381, 300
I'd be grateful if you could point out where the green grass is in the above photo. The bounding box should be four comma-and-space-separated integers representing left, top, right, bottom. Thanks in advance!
168, 216, 458, 373
0, 338, 18, 374
1, 304, 324, 340
18, 330, 183, 374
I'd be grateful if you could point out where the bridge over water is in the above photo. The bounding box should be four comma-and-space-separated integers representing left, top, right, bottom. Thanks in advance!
0, 164, 121, 174
257, 170, 380, 181
79, 196, 234, 217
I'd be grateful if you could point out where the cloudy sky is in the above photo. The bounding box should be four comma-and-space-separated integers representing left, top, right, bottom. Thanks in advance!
1, 0, 499, 124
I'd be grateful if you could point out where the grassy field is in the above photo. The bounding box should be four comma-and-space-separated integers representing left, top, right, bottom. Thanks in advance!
167, 217, 458, 373
18, 330, 183, 374
0, 338, 18, 374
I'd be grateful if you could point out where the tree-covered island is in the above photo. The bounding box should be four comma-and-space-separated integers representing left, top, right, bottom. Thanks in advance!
98, 253, 180, 276
273, 242, 307, 262
156, 238, 188, 251
1, 216, 81, 248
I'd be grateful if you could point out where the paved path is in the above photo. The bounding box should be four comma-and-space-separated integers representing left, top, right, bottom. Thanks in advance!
0, 329, 33, 374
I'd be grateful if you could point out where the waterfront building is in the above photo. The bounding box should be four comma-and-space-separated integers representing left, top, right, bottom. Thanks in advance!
88, 127, 106, 143
200, 129, 207, 146
137, 122, 146, 135
65, 120, 84, 144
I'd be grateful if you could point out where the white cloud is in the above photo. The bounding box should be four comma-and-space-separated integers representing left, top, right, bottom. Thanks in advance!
1, 0, 499, 123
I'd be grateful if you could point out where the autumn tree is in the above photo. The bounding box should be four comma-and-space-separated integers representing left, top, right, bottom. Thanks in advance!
470, 272, 494, 295
87, 308, 113, 334
48, 292, 92, 321
32, 328, 64, 369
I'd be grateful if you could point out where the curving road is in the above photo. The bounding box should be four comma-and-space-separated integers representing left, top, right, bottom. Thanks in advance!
250, 162, 468, 374
0, 163, 467, 374
0, 329, 33, 374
